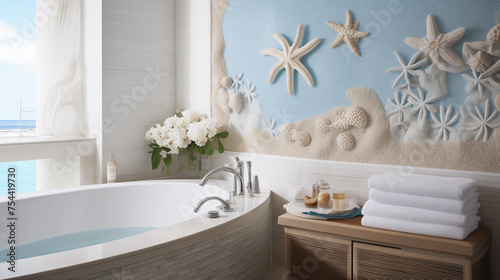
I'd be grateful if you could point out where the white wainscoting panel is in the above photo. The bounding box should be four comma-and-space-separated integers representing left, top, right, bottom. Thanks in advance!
102, 0, 176, 182
209, 151, 500, 277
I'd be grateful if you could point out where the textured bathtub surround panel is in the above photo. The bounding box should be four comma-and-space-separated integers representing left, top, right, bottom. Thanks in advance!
209, 151, 500, 278
101, 0, 176, 182
6, 195, 271, 280
72, 200, 270, 280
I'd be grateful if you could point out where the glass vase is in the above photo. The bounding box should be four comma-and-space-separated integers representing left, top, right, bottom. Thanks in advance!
171, 149, 202, 179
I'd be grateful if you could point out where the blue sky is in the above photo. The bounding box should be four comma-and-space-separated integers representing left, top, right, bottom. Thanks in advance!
0, 0, 36, 120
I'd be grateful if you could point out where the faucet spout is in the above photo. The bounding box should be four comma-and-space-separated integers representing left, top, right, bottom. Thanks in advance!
199, 166, 243, 191
193, 196, 233, 213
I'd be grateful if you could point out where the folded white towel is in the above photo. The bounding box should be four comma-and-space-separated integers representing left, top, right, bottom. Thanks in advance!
369, 189, 480, 215
361, 215, 479, 240
361, 200, 480, 227
368, 173, 476, 200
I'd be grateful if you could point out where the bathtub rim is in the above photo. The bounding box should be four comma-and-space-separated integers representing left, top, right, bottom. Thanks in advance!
1, 179, 271, 280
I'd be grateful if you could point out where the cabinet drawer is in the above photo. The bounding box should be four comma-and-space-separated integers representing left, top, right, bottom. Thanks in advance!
353, 242, 467, 280
286, 229, 351, 280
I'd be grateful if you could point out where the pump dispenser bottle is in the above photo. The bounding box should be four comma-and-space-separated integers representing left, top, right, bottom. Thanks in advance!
107, 154, 117, 183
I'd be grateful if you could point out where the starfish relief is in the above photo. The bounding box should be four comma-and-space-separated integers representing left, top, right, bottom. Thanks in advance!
326, 10, 369, 56
405, 15, 466, 70
260, 24, 321, 95
430, 105, 459, 142
386, 51, 429, 88
461, 99, 500, 141
387, 91, 412, 121
407, 87, 439, 120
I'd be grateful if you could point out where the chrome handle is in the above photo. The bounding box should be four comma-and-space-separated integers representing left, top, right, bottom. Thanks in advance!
246, 161, 252, 195
235, 157, 245, 195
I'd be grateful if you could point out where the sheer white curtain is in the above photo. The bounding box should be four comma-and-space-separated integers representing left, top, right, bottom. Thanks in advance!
36, 0, 88, 190
36, 0, 88, 137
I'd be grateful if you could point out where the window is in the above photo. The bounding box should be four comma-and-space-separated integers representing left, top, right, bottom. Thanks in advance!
0, 0, 37, 195
0, 1, 96, 195
0, 0, 37, 137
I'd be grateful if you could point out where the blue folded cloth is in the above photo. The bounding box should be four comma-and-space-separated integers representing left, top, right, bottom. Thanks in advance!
302, 207, 362, 219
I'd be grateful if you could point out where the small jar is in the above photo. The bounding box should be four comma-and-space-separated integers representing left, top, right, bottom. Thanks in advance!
318, 192, 331, 208
317, 180, 331, 208
311, 183, 319, 198
332, 190, 345, 210
318, 180, 330, 193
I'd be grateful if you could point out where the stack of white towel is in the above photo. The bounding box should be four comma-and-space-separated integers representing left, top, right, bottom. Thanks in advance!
361, 172, 480, 240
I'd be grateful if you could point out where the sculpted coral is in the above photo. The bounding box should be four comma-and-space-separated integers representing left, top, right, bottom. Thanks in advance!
282, 123, 312, 147
337, 132, 355, 150
318, 117, 350, 133
337, 107, 368, 129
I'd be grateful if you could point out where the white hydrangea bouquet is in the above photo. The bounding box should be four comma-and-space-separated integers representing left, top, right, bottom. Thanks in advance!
145, 109, 228, 173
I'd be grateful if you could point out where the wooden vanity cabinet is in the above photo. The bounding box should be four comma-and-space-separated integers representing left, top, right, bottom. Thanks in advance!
278, 214, 490, 280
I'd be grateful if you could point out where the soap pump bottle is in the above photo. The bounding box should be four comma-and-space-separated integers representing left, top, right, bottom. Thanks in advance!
107, 154, 117, 183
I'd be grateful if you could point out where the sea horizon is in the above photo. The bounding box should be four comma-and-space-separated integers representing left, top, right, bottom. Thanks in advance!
0, 119, 37, 194
0, 119, 36, 130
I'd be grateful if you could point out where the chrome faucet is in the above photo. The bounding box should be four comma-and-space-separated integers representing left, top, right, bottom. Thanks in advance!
246, 161, 253, 197
199, 166, 244, 196
235, 157, 245, 195
193, 196, 233, 212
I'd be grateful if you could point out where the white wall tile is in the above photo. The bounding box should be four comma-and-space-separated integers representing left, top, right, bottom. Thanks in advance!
102, 0, 176, 183
175, 0, 211, 115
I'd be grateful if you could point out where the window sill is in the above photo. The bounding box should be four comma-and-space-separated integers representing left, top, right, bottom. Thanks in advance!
0, 137, 96, 162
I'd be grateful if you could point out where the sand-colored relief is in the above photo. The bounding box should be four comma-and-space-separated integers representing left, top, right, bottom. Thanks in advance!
260, 24, 321, 95
211, 0, 500, 173
326, 10, 369, 57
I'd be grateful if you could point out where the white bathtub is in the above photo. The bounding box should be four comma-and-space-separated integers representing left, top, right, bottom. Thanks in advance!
0, 180, 271, 279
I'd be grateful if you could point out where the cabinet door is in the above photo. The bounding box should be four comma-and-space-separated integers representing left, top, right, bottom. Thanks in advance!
353, 242, 467, 280
285, 229, 351, 280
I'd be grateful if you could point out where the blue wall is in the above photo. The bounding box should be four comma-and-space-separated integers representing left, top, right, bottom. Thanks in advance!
223, 0, 499, 126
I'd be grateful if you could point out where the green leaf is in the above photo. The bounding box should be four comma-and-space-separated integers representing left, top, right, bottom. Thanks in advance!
217, 138, 224, 153
215, 131, 229, 139
197, 140, 211, 155
151, 153, 161, 170
207, 145, 214, 156
148, 143, 159, 149
163, 154, 172, 166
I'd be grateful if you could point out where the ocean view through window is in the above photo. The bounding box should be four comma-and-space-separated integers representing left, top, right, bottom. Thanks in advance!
0, 0, 37, 195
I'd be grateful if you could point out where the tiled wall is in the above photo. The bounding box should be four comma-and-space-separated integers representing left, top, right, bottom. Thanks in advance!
101, 0, 177, 183
99, 0, 211, 183
69, 201, 271, 280
176, 0, 211, 116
